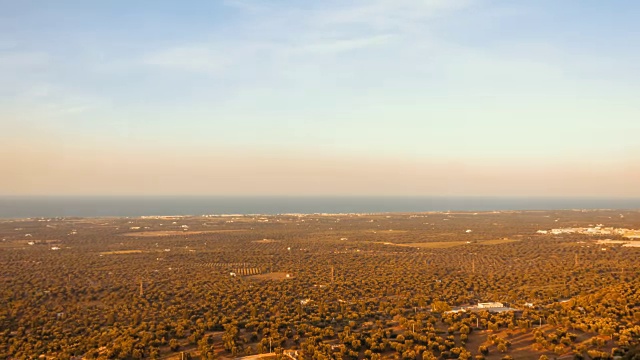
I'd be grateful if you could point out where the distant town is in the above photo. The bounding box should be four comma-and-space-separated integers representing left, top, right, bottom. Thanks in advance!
537, 225, 640, 238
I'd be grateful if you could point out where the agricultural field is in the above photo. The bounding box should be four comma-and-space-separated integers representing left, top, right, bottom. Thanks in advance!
121, 230, 247, 237
0, 210, 639, 359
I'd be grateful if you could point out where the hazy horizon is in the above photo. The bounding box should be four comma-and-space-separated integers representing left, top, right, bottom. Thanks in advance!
2, 1, 639, 197
3, 195, 640, 218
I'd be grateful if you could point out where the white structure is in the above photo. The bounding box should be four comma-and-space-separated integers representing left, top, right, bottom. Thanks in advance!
444, 309, 466, 314
478, 302, 504, 309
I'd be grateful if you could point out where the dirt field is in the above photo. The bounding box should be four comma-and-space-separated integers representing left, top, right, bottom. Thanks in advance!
479, 238, 518, 245
234, 353, 276, 360
597, 239, 640, 247
0, 239, 61, 249
247, 272, 293, 281
396, 241, 469, 248
99, 250, 144, 255
458, 327, 575, 360
253, 239, 278, 243
121, 230, 245, 237
381, 239, 518, 249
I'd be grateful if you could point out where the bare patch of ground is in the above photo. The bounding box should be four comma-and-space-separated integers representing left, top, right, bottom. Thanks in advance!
247, 272, 293, 281
253, 239, 279, 243
99, 250, 144, 255
479, 238, 518, 245
0, 239, 61, 249
597, 239, 640, 247
397, 241, 468, 249
121, 230, 245, 237
234, 353, 276, 360
378, 239, 518, 249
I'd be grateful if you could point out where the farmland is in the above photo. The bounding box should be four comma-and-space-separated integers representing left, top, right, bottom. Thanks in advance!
0, 210, 639, 359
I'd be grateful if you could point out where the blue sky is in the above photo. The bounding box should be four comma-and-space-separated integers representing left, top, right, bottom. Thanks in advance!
1, 0, 639, 195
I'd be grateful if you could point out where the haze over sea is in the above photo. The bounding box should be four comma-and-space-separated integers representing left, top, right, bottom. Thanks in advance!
1, 196, 639, 218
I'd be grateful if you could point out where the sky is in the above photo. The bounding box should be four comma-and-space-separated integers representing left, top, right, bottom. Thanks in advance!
1, 0, 639, 196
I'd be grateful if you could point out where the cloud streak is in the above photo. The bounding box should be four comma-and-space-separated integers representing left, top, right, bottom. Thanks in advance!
143, 46, 233, 75
141, 0, 474, 76
296, 34, 394, 54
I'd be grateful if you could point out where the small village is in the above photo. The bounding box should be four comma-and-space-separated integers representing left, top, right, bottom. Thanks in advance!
537, 225, 640, 239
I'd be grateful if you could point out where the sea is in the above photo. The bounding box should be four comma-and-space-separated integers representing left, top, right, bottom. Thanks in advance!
0, 196, 639, 218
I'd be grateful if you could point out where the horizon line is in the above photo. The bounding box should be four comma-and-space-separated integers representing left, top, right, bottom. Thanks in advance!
2, 194, 640, 199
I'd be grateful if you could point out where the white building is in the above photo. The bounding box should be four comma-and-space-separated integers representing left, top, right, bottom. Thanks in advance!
478, 302, 504, 309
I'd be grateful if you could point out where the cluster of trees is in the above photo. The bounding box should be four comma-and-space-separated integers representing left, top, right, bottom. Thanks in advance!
0, 211, 638, 359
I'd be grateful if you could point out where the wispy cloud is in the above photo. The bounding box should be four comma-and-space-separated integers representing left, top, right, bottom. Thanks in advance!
314, 0, 473, 29
143, 46, 233, 75
0, 51, 54, 100
297, 34, 394, 54
141, 0, 475, 75
1, 79, 109, 125
223, 0, 270, 13
0, 39, 18, 50
0, 51, 50, 72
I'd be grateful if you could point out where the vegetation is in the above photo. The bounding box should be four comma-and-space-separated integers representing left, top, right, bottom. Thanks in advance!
0, 210, 639, 359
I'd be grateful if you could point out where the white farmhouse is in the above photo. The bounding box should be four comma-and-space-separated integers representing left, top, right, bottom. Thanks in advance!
478, 302, 504, 309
